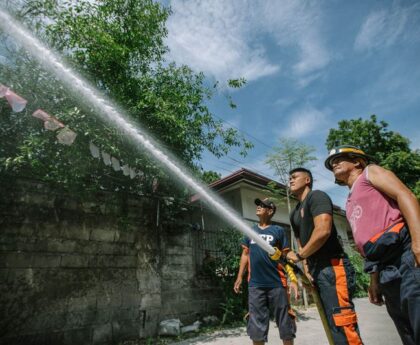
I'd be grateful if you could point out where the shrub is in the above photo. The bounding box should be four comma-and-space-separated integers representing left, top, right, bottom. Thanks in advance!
348, 250, 369, 298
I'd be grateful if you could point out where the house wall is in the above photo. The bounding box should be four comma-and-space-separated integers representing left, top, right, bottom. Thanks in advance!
240, 187, 290, 226
204, 182, 352, 251
194, 189, 243, 232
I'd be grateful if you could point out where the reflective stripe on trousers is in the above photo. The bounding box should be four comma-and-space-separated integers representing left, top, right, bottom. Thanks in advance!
311, 257, 363, 345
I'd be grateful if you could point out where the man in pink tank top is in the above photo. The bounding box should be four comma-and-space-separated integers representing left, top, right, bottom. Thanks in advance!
324, 145, 420, 345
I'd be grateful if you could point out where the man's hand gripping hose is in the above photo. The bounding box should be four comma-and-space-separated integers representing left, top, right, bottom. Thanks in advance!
269, 247, 298, 283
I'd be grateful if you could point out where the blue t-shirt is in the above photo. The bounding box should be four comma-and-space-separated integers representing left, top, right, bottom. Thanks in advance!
242, 224, 290, 288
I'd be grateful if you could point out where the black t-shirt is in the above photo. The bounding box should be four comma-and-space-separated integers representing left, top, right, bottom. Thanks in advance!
290, 190, 344, 263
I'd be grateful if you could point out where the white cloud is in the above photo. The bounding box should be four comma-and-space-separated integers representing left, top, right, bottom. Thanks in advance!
165, 0, 330, 85
166, 0, 279, 83
411, 136, 420, 150
354, 2, 420, 52
258, 1, 330, 75
278, 104, 330, 138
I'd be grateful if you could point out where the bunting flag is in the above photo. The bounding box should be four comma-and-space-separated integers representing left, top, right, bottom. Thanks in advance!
88, 141, 145, 182
2, 84, 147, 185
44, 117, 65, 131
129, 167, 136, 179
56, 127, 77, 146
32, 109, 52, 121
122, 164, 130, 176
4, 89, 27, 112
89, 142, 100, 158
152, 177, 159, 192
101, 151, 112, 166
0, 84, 8, 98
164, 197, 174, 206
111, 157, 121, 171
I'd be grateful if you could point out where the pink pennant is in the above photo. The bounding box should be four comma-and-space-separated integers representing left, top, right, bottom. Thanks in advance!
5, 89, 27, 112
56, 127, 77, 146
32, 109, 52, 121
44, 117, 65, 131
0, 84, 8, 98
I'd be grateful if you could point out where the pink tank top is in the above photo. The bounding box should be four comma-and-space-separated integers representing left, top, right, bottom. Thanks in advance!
346, 167, 402, 255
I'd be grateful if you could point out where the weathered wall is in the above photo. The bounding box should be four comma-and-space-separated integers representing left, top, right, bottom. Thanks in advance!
160, 226, 222, 324
0, 178, 220, 345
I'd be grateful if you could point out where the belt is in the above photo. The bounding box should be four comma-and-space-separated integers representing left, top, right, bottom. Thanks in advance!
363, 220, 407, 262
367, 219, 405, 244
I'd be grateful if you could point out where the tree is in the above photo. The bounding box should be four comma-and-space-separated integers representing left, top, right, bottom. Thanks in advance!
326, 115, 420, 198
265, 138, 317, 245
201, 170, 222, 185
264, 138, 316, 308
0, 0, 252, 196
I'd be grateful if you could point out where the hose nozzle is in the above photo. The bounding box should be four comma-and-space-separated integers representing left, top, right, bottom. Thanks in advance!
269, 247, 282, 261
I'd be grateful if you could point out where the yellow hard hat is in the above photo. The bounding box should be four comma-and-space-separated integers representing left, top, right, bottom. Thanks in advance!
324, 145, 376, 171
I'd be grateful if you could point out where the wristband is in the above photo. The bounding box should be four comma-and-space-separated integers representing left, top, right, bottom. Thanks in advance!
296, 253, 305, 262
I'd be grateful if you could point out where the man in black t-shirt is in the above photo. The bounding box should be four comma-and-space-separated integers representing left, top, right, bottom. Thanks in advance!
286, 168, 364, 345
234, 198, 298, 345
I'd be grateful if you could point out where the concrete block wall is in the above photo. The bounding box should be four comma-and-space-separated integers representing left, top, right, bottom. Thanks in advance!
159, 227, 222, 324
0, 178, 222, 344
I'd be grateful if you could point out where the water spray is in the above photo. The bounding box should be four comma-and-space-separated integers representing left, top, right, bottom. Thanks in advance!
0, 9, 276, 256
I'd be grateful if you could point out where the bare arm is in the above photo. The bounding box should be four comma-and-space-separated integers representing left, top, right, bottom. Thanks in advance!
234, 248, 248, 293
299, 213, 332, 259
368, 164, 420, 264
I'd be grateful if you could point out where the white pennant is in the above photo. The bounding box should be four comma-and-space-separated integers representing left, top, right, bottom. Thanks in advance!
89, 142, 100, 158
152, 177, 159, 192
57, 127, 77, 145
111, 157, 121, 171
122, 164, 130, 176
101, 151, 111, 166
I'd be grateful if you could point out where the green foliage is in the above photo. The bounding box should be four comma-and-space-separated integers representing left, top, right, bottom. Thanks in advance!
266, 138, 317, 186
326, 115, 420, 198
200, 170, 222, 185
207, 228, 248, 324
1, 0, 252, 197
227, 78, 247, 89
264, 180, 288, 207
265, 138, 317, 219
347, 251, 369, 298
381, 150, 420, 198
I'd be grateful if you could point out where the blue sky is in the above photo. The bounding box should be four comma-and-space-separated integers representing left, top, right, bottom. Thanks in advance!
162, 0, 420, 208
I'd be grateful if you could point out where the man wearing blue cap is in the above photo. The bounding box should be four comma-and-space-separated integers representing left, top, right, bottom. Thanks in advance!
234, 198, 298, 345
